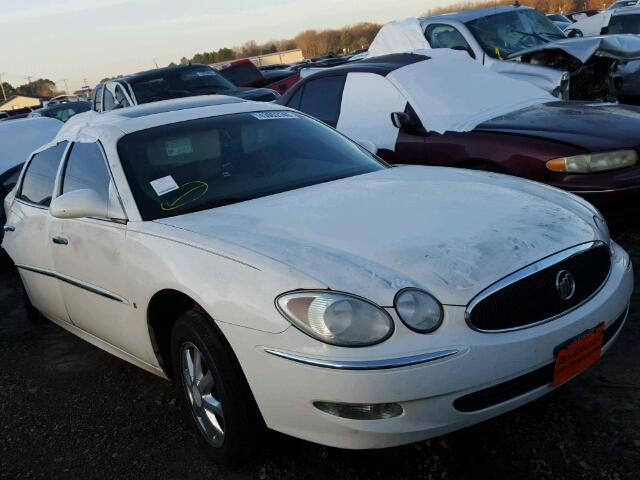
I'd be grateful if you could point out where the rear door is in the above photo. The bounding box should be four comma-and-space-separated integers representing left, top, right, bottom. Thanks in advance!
4, 142, 71, 323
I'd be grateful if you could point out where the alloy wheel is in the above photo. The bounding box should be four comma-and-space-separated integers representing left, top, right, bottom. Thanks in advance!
180, 342, 225, 447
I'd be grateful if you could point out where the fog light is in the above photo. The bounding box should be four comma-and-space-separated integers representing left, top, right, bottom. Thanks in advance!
313, 401, 403, 420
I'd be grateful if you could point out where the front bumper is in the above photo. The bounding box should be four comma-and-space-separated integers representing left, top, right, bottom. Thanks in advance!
217, 242, 633, 449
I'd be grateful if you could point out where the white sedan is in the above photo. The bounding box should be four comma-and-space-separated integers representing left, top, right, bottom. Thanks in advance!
2, 96, 633, 465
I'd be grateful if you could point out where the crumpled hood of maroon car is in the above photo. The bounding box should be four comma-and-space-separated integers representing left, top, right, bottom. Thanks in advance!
476, 101, 640, 152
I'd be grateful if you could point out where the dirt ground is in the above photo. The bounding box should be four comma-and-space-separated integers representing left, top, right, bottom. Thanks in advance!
0, 224, 638, 480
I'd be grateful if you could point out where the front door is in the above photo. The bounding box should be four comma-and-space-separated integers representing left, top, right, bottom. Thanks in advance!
49, 142, 135, 352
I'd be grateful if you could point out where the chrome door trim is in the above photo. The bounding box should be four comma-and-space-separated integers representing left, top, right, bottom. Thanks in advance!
465, 241, 610, 333
263, 348, 459, 370
16, 264, 128, 304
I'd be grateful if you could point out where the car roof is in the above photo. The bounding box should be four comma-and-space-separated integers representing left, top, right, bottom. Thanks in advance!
112, 63, 213, 83
421, 5, 534, 23
47, 95, 290, 147
38, 100, 90, 113
612, 5, 640, 15
299, 53, 430, 79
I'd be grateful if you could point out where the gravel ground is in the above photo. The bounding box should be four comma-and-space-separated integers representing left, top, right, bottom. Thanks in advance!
0, 224, 638, 480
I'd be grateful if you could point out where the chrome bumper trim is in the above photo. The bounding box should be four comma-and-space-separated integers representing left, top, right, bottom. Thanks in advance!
263, 348, 459, 370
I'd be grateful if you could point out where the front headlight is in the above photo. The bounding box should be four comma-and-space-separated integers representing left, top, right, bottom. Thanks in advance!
394, 288, 444, 333
546, 150, 638, 173
276, 291, 394, 347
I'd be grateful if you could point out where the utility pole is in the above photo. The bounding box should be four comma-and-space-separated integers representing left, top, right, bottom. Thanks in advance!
0, 73, 6, 101
61, 78, 70, 93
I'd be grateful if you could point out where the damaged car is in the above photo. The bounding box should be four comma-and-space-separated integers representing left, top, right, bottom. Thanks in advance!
2, 95, 633, 466
368, 5, 640, 100
281, 51, 640, 217
567, 7, 640, 98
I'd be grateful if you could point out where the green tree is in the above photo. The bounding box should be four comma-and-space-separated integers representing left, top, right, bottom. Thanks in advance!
16, 79, 57, 98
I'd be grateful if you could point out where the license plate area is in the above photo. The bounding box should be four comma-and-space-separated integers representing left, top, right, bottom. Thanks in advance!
553, 323, 604, 387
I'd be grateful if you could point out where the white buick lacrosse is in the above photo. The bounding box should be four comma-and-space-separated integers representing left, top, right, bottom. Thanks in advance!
2, 96, 633, 465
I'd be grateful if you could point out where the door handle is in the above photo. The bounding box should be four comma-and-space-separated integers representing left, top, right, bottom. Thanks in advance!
3, 224, 15, 232
52, 236, 68, 245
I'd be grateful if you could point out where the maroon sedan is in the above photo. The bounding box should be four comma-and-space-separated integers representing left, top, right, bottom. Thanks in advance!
279, 53, 640, 217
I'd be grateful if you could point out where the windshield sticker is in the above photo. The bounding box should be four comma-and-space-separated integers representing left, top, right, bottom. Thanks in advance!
251, 111, 298, 120
196, 70, 217, 77
150, 176, 179, 196
165, 138, 193, 157
160, 181, 209, 211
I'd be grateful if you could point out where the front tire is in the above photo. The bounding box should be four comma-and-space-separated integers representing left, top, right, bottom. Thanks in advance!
170, 310, 266, 466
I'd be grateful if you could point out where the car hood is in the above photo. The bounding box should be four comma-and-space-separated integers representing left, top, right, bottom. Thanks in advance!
156, 166, 600, 306
476, 101, 640, 151
222, 87, 278, 102
508, 34, 640, 63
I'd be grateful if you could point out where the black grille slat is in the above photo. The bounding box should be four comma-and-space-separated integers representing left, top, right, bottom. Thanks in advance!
468, 245, 611, 331
454, 308, 627, 413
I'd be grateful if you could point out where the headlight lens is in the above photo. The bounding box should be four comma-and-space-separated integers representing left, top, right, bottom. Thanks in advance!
276, 291, 394, 347
546, 150, 638, 173
394, 288, 443, 333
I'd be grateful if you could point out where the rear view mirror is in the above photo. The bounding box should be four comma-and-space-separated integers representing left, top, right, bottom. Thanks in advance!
566, 29, 583, 38
391, 112, 411, 129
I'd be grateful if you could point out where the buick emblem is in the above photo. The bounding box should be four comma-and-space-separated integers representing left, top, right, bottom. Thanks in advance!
555, 270, 576, 301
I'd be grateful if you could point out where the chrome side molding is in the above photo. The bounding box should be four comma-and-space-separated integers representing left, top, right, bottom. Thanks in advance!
16, 264, 128, 304
263, 348, 459, 370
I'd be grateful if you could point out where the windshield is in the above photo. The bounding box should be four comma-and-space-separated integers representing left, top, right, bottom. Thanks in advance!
129, 66, 237, 104
608, 14, 640, 34
117, 111, 386, 220
466, 9, 565, 59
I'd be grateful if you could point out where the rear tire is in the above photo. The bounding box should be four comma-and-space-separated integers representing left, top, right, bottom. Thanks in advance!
170, 309, 266, 467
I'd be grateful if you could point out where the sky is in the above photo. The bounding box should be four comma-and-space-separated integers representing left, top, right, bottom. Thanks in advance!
0, 0, 451, 92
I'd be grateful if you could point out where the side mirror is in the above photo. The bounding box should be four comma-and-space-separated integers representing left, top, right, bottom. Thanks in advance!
356, 139, 378, 155
566, 28, 583, 38
50, 188, 126, 221
391, 112, 411, 129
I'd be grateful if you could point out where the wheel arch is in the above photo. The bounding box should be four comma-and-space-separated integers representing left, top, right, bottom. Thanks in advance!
147, 288, 202, 379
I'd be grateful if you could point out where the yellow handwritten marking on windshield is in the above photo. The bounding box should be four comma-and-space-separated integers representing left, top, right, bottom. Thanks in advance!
495, 47, 503, 60
160, 181, 209, 211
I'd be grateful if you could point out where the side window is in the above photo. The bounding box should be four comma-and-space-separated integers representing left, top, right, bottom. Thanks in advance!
286, 86, 304, 110
298, 76, 346, 127
18, 142, 68, 207
114, 85, 130, 108
94, 84, 104, 112
62, 143, 111, 202
425, 24, 475, 58
103, 86, 116, 111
